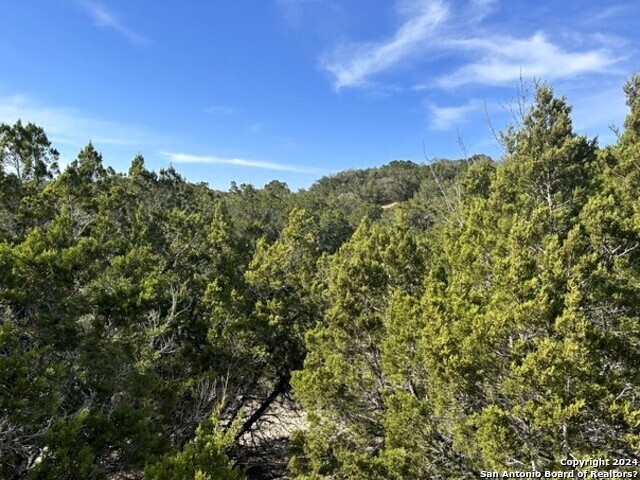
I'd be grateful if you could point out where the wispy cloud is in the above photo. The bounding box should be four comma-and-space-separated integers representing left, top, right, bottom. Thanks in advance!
161, 152, 324, 174
428, 99, 481, 130
320, 0, 620, 91
75, 0, 150, 46
0, 93, 161, 148
587, 4, 632, 23
322, 0, 449, 89
436, 33, 618, 88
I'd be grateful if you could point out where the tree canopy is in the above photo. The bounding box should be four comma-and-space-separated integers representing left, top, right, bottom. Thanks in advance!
2, 77, 640, 479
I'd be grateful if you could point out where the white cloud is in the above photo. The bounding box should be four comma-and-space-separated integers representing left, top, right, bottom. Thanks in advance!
428, 99, 480, 130
588, 4, 632, 23
0, 94, 161, 148
322, 0, 449, 89
161, 152, 325, 174
75, 0, 150, 46
319, 0, 620, 91
437, 33, 618, 88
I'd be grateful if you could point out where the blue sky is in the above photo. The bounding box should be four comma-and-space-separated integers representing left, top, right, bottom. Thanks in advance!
0, 0, 637, 190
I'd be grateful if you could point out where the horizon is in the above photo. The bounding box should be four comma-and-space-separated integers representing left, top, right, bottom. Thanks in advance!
1, 0, 637, 190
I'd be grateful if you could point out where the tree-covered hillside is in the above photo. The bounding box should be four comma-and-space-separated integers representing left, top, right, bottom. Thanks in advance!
1, 76, 640, 479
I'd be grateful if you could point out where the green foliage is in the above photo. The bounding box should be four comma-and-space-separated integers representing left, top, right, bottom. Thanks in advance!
0, 120, 59, 184
291, 214, 429, 479
3, 76, 640, 480
29, 409, 99, 480
244, 208, 324, 375
291, 81, 640, 479
144, 414, 245, 480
